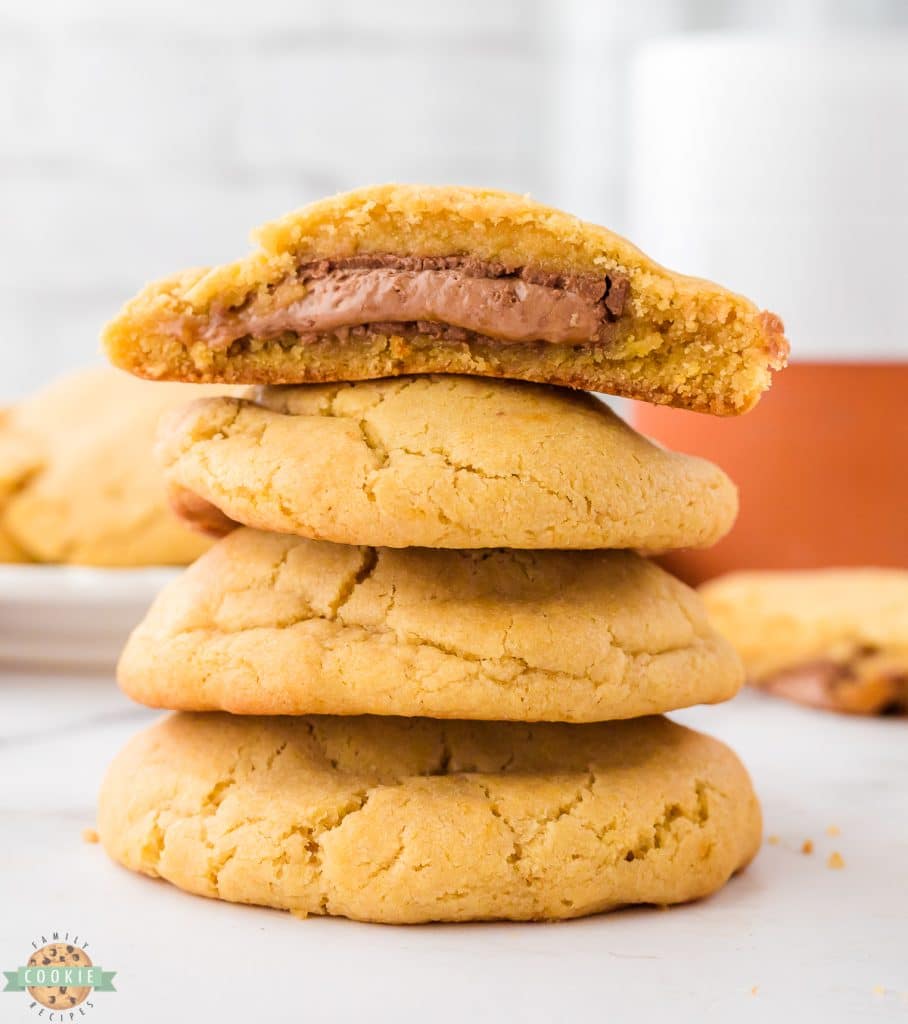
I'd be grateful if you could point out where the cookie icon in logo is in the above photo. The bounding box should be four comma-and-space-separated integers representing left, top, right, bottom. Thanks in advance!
26, 944, 92, 1010
3, 931, 115, 1017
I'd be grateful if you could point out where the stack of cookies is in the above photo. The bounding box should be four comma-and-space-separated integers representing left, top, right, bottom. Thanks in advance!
96, 185, 787, 923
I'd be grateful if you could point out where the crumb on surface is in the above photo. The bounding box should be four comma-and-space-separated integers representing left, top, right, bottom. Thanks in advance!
750, 986, 759, 997
767, 834, 780, 845
826, 824, 841, 837
801, 839, 814, 855
873, 985, 886, 997
82, 827, 99, 844
827, 851, 845, 870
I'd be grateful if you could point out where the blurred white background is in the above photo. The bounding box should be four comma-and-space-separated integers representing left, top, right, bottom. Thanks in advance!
2, 0, 907, 401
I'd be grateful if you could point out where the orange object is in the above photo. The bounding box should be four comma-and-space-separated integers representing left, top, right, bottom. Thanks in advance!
630, 363, 908, 585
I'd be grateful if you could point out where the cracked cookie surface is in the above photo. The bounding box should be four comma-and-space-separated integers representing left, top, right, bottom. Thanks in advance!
0, 368, 225, 566
119, 527, 743, 721
702, 569, 908, 715
159, 375, 737, 550
97, 712, 761, 923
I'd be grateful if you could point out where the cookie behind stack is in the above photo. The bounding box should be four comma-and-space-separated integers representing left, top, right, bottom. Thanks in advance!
97, 185, 781, 923
702, 569, 908, 715
0, 368, 220, 566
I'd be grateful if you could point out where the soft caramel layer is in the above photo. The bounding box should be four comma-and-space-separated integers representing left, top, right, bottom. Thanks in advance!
189, 255, 630, 351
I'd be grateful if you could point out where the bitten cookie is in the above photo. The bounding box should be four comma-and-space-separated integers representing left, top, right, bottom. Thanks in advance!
118, 527, 744, 722
0, 368, 222, 566
97, 713, 762, 924
102, 184, 787, 415
701, 569, 908, 715
158, 375, 738, 551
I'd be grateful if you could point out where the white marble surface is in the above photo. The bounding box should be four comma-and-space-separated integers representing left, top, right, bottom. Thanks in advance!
1, 672, 906, 1023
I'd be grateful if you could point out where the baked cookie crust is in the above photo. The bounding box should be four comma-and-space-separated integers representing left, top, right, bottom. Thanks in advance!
0, 521, 29, 562
0, 369, 216, 566
103, 184, 787, 415
701, 569, 908, 715
0, 413, 42, 562
97, 712, 762, 923
118, 528, 743, 722
158, 376, 738, 551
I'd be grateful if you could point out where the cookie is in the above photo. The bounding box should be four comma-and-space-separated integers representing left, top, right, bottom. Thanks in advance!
158, 376, 738, 551
102, 184, 788, 415
0, 522, 29, 562
0, 413, 42, 503
701, 569, 908, 714
0, 413, 42, 563
97, 712, 761, 924
26, 943, 92, 1010
1, 369, 222, 566
118, 527, 743, 721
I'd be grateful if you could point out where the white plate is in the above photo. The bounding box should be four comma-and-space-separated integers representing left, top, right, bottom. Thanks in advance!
0, 564, 179, 671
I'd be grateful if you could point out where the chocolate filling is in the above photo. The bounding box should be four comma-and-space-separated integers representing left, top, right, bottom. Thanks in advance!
759, 657, 908, 715
196, 254, 630, 351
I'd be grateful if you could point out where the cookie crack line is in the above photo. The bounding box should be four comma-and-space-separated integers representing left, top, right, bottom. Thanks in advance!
334, 398, 636, 525
198, 744, 250, 888
362, 815, 410, 886
328, 547, 380, 618
170, 387, 695, 520
167, 608, 715, 696
623, 781, 713, 866
210, 783, 377, 904
395, 443, 592, 516
156, 542, 718, 692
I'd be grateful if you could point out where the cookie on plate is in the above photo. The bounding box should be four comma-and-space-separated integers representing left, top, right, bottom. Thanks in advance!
158, 375, 738, 551
0, 413, 42, 500
103, 184, 787, 415
97, 712, 762, 924
0, 523, 28, 562
118, 527, 744, 722
701, 569, 908, 714
1, 369, 220, 566
0, 413, 42, 562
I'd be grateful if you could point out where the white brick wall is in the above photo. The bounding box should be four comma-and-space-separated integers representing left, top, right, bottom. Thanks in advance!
541, 0, 686, 233
0, 0, 552, 400
231, 47, 541, 188
1, 0, 904, 400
